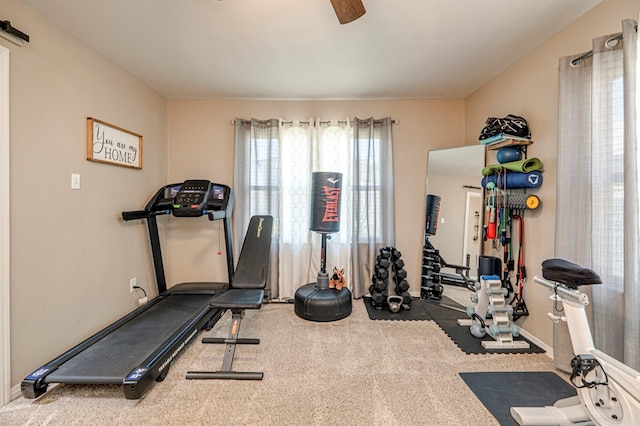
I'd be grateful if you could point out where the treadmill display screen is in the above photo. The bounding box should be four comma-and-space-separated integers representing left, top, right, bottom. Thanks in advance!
206, 184, 229, 211
166, 185, 181, 200
211, 185, 225, 200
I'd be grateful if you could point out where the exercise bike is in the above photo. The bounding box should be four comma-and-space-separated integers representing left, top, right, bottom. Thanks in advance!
511, 258, 640, 425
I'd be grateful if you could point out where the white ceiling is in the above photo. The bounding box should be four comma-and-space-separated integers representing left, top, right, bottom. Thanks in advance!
23, 0, 601, 100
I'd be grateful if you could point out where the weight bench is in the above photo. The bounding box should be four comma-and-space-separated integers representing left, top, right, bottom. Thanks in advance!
186, 215, 273, 380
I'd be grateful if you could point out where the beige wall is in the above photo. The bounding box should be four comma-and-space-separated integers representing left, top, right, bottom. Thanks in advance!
464, 0, 640, 347
166, 99, 465, 296
3, 0, 167, 385
5, 0, 639, 395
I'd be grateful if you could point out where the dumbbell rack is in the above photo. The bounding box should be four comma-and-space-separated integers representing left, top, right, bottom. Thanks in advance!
457, 275, 529, 349
368, 247, 412, 312
420, 237, 444, 300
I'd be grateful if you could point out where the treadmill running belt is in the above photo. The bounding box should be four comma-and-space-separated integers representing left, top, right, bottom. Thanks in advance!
46, 294, 213, 384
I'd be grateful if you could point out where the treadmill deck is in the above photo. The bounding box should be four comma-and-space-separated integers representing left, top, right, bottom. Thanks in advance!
46, 293, 214, 384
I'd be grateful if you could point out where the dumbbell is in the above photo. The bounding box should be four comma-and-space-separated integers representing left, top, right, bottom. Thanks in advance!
391, 249, 402, 261
376, 255, 391, 269
398, 291, 412, 305
423, 247, 438, 256
375, 267, 388, 280
420, 283, 443, 300
393, 258, 405, 270
394, 269, 407, 281
395, 279, 410, 293
370, 291, 385, 307
372, 278, 387, 291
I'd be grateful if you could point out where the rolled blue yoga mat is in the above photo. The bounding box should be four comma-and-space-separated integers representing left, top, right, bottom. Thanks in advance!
481, 171, 543, 189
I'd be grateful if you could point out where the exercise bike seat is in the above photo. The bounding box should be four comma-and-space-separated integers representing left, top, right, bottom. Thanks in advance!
541, 258, 602, 289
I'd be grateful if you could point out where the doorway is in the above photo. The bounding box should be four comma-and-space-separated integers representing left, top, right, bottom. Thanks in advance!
462, 190, 482, 279
1, 44, 11, 406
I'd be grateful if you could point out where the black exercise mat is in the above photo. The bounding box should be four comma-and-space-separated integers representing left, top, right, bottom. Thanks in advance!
440, 318, 544, 354
425, 301, 545, 354
460, 371, 577, 426
363, 296, 436, 320
364, 297, 544, 354
423, 297, 468, 320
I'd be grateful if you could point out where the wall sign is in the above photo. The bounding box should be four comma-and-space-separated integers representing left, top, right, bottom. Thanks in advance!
86, 117, 142, 169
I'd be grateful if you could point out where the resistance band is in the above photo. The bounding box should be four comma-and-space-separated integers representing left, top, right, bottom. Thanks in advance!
510, 215, 529, 320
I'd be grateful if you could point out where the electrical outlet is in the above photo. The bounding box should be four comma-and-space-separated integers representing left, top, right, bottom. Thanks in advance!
130, 277, 137, 293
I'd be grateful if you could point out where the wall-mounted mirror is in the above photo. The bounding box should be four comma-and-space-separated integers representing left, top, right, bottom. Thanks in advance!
424, 145, 486, 305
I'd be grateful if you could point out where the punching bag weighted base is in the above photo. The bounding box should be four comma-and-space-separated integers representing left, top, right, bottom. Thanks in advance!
294, 276, 352, 322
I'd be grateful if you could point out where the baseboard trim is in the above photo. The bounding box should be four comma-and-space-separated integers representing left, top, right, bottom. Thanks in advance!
11, 384, 20, 402
518, 327, 553, 359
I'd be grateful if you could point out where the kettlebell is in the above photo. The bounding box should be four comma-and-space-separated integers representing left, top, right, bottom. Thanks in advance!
470, 322, 487, 338
387, 295, 403, 313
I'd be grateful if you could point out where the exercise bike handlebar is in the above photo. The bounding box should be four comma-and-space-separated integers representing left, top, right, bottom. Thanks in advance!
533, 276, 590, 306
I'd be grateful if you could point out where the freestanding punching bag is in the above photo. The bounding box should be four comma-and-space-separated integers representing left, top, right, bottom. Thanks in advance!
295, 172, 352, 321
310, 172, 342, 234
425, 194, 441, 237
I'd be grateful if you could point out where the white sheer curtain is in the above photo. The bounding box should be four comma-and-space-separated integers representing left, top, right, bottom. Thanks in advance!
555, 19, 639, 371
233, 117, 395, 300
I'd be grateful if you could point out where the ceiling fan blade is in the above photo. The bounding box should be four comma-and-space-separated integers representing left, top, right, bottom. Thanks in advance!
330, 0, 366, 25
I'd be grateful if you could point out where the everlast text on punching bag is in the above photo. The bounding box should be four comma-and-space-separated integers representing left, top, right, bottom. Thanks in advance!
310, 171, 342, 233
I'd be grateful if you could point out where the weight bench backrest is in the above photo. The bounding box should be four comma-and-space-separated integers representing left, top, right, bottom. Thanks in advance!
232, 215, 273, 290
209, 215, 272, 311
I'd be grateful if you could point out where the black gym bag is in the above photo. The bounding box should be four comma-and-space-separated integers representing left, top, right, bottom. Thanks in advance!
479, 114, 531, 140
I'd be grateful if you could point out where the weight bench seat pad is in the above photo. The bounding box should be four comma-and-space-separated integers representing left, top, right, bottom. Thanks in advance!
210, 289, 264, 310
542, 258, 602, 288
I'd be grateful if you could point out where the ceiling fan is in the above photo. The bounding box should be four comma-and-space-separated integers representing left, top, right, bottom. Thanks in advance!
330, 0, 366, 24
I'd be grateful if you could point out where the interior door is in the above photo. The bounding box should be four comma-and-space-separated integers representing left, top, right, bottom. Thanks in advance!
462, 191, 482, 279
0, 44, 11, 406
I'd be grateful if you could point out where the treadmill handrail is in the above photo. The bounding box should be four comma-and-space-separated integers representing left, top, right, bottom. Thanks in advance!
120, 181, 234, 293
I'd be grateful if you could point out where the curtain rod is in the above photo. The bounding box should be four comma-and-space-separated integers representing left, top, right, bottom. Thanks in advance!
230, 118, 398, 126
0, 20, 29, 45
571, 24, 637, 65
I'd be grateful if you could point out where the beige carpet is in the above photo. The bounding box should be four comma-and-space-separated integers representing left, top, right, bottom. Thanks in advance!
0, 301, 562, 425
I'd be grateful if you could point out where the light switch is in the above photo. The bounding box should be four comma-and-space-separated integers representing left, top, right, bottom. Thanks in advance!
71, 173, 80, 190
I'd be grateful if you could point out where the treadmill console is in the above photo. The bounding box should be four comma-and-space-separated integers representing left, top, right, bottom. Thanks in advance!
169, 180, 231, 217
129, 180, 231, 218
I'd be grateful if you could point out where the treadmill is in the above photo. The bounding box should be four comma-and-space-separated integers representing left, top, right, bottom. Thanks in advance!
22, 180, 234, 400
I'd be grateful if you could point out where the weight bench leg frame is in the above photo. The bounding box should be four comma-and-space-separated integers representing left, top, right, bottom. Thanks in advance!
186, 309, 263, 380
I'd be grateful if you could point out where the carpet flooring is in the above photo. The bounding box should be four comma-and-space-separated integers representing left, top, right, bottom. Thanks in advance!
1, 301, 565, 425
